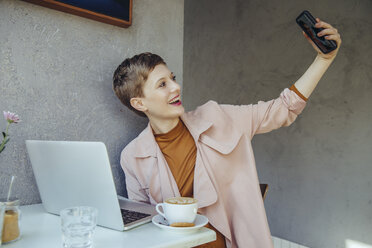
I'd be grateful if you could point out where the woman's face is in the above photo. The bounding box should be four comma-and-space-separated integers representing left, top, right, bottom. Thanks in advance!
139, 64, 184, 123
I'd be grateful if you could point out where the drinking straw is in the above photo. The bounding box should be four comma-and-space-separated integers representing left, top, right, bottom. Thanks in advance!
7, 175, 15, 202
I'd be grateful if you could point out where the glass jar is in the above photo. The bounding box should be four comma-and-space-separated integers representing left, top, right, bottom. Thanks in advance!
0, 202, 5, 246
0, 198, 21, 244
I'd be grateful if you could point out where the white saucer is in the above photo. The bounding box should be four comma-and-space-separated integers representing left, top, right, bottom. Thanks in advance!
152, 214, 208, 233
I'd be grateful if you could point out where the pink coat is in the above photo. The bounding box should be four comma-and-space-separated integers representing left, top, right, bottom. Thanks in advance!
120, 88, 306, 248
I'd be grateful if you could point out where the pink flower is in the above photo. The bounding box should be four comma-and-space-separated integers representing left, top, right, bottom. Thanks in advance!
3, 111, 21, 124
1, 111, 20, 154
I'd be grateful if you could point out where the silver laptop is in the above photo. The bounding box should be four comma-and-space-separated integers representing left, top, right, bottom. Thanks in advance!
26, 140, 156, 231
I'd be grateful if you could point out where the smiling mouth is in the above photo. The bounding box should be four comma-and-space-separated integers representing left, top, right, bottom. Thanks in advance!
170, 100, 182, 106
169, 95, 182, 106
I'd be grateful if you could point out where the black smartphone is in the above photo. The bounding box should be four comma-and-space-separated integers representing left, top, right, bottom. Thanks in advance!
296, 10, 337, 54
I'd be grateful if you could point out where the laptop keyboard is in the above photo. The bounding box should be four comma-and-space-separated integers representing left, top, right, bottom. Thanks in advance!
121, 209, 151, 225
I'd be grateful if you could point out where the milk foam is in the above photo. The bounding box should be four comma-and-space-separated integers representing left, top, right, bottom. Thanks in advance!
166, 197, 197, 205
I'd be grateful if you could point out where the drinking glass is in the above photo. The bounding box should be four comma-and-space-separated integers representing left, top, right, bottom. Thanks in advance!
60, 206, 98, 248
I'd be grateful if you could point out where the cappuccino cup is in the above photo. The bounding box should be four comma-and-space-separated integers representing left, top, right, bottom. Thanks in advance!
155, 197, 198, 226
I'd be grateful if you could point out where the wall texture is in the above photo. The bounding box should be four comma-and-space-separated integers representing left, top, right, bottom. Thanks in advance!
184, 0, 372, 248
0, 0, 184, 204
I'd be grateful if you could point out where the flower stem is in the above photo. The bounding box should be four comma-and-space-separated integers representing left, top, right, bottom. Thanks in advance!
0, 122, 10, 153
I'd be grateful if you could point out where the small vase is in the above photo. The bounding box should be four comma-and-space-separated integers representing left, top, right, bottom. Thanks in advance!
0, 198, 21, 245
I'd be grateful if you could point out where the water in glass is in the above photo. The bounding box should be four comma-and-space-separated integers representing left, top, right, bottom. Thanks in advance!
61, 206, 98, 248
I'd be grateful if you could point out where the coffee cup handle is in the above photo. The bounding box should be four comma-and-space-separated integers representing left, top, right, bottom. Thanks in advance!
155, 203, 166, 219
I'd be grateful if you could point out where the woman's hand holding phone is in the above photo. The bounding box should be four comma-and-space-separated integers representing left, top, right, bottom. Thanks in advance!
296, 10, 342, 60
303, 18, 342, 60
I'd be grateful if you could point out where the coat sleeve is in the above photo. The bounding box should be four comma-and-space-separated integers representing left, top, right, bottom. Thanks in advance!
219, 88, 307, 139
120, 152, 150, 204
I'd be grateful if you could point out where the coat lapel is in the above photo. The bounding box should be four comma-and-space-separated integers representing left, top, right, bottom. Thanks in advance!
154, 144, 181, 200
181, 102, 242, 155
133, 123, 180, 203
181, 104, 242, 209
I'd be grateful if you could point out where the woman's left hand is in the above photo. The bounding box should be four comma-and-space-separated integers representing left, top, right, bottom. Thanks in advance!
303, 18, 342, 61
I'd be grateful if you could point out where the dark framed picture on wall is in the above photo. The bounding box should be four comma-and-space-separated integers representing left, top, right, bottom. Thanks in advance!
22, 0, 132, 28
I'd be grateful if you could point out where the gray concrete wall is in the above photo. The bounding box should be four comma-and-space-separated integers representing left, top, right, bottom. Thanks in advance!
184, 0, 372, 248
0, 0, 184, 205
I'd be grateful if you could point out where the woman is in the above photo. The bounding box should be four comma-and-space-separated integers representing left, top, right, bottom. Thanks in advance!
112, 18, 341, 248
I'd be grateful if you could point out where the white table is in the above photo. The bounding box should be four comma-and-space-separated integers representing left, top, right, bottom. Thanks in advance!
4, 204, 216, 248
